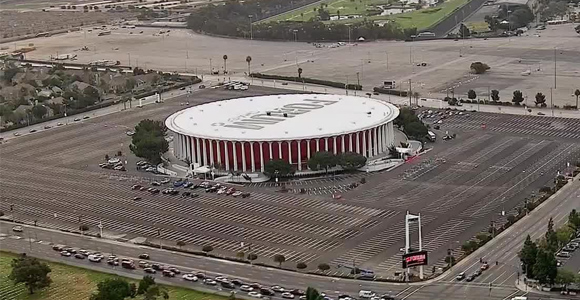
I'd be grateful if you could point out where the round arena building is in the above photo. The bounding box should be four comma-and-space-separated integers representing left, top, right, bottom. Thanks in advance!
166, 94, 399, 173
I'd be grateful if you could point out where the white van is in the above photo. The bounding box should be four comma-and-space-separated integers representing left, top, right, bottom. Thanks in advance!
358, 290, 375, 298
427, 131, 436, 142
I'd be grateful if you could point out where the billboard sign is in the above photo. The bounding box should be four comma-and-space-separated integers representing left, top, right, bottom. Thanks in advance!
402, 251, 428, 268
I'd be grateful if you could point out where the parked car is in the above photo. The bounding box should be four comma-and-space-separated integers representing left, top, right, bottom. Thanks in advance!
12, 226, 23, 232
182, 274, 198, 281
455, 272, 465, 281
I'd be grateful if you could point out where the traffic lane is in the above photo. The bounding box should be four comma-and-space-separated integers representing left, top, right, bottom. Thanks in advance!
443, 176, 580, 280
0, 224, 409, 296
0, 230, 526, 300
0, 238, 521, 300
435, 178, 580, 297
0, 237, 270, 300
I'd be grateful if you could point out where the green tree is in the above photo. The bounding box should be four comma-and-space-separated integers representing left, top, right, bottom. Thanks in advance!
31, 105, 47, 119
306, 287, 324, 300
338, 152, 367, 171
83, 86, 100, 102
404, 121, 428, 140
2, 63, 19, 83
298, 67, 303, 78
484, 15, 499, 31
569, 209, 580, 232
555, 269, 577, 290
307, 151, 337, 173
129, 119, 169, 164
247, 253, 258, 262
273, 254, 286, 267
9, 254, 52, 294
223, 54, 228, 73
545, 217, 558, 252
176, 241, 186, 249
512, 90, 524, 105
555, 226, 574, 248
518, 235, 538, 278
317, 263, 330, 272
574, 89, 580, 108
264, 159, 294, 177
143, 284, 169, 300
137, 275, 156, 295
535, 92, 546, 107
467, 89, 476, 101
202, 245, 213, 256
533, 248, 557, 285
296, 262, 307, 269
470, 62, 490, 74
246, 56, 252, 75
90, 278, 131, 300
491, 89, 500, 101
125, 78, 137, 91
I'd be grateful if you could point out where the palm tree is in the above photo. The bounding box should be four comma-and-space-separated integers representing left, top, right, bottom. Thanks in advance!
246, 56, 252, 75
575, 89, 580, 109
223, 55, 228, 74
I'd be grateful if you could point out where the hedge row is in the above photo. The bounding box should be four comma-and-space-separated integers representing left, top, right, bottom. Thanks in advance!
372, 87, 408, 97
250, 73, 362, 90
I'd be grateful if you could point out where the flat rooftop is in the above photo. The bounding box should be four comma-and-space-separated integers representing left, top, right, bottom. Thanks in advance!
165, 94, 399, 141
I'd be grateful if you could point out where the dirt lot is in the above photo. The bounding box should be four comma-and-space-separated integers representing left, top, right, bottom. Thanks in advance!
3, 23, 579, 106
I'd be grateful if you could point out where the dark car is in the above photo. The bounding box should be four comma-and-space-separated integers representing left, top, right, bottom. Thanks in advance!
250, 283, 262, 289
168, 267, 180, 274
231, 279, 244, 286
162, 270, 175, 277
139, 254, 150, 259
221, 281, 235, 289
260, 288, 275, 296
465, 275, 475, 282
107, 259, 119, 266
291, 289, 305, 296
195, 272, 206, 279
152, 264, 164, 271
74, 253, 85, 259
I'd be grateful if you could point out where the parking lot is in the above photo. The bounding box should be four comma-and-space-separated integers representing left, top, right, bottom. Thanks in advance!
2, 86, 579, 277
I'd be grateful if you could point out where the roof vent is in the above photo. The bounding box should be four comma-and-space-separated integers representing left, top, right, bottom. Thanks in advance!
283, 113, 288, 117
285, 131, 289, 134
193, 123, 197, 126
267, 112, 272, 116
367, 112, 372, 115
318, 128, 322, 131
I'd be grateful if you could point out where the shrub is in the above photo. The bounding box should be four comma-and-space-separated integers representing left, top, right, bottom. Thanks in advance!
317, 263, 330, 271
373, 86, 408, 97
470, 62, 490, 74
296, 262, 307, 269
79, 224, 89, 232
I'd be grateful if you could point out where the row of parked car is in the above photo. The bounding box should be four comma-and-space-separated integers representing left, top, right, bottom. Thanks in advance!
99, 157, 126, 171
131, 180, 251, 199
555, 235, 580, 267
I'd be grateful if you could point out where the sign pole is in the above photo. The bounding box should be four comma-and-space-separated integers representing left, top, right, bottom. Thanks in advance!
418, 213, 423, 280
405, 211, 410, 282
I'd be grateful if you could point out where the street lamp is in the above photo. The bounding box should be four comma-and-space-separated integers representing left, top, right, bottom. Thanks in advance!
248, 15, 254, 40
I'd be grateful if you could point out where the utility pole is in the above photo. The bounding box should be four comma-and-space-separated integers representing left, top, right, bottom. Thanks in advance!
554, 48, 557, 89
248, 15, 254, 40
356, 72, 360, 96
550, 87, 554, 116
409, 79, 412, 106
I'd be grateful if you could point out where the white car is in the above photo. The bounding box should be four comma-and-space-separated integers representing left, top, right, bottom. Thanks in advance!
108, 158, 121, 164
358, 290, 376, 299
60, 251, 72, 257
282, 292, 295, 299
248, 291, 262, 298
126, 130, 135, 136
240, 285, 253, 292
12, 226, 23, 232
203, 279, 217, 286
88, 254, 103, 262
182, 274, 198, 282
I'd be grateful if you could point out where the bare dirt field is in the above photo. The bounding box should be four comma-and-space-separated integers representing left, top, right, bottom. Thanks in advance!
3, 23, 579, 106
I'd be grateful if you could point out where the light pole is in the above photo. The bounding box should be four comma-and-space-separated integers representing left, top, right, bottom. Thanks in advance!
293, 29, 298, 42
248, 15, 254, 40
356, 72, 360, 96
